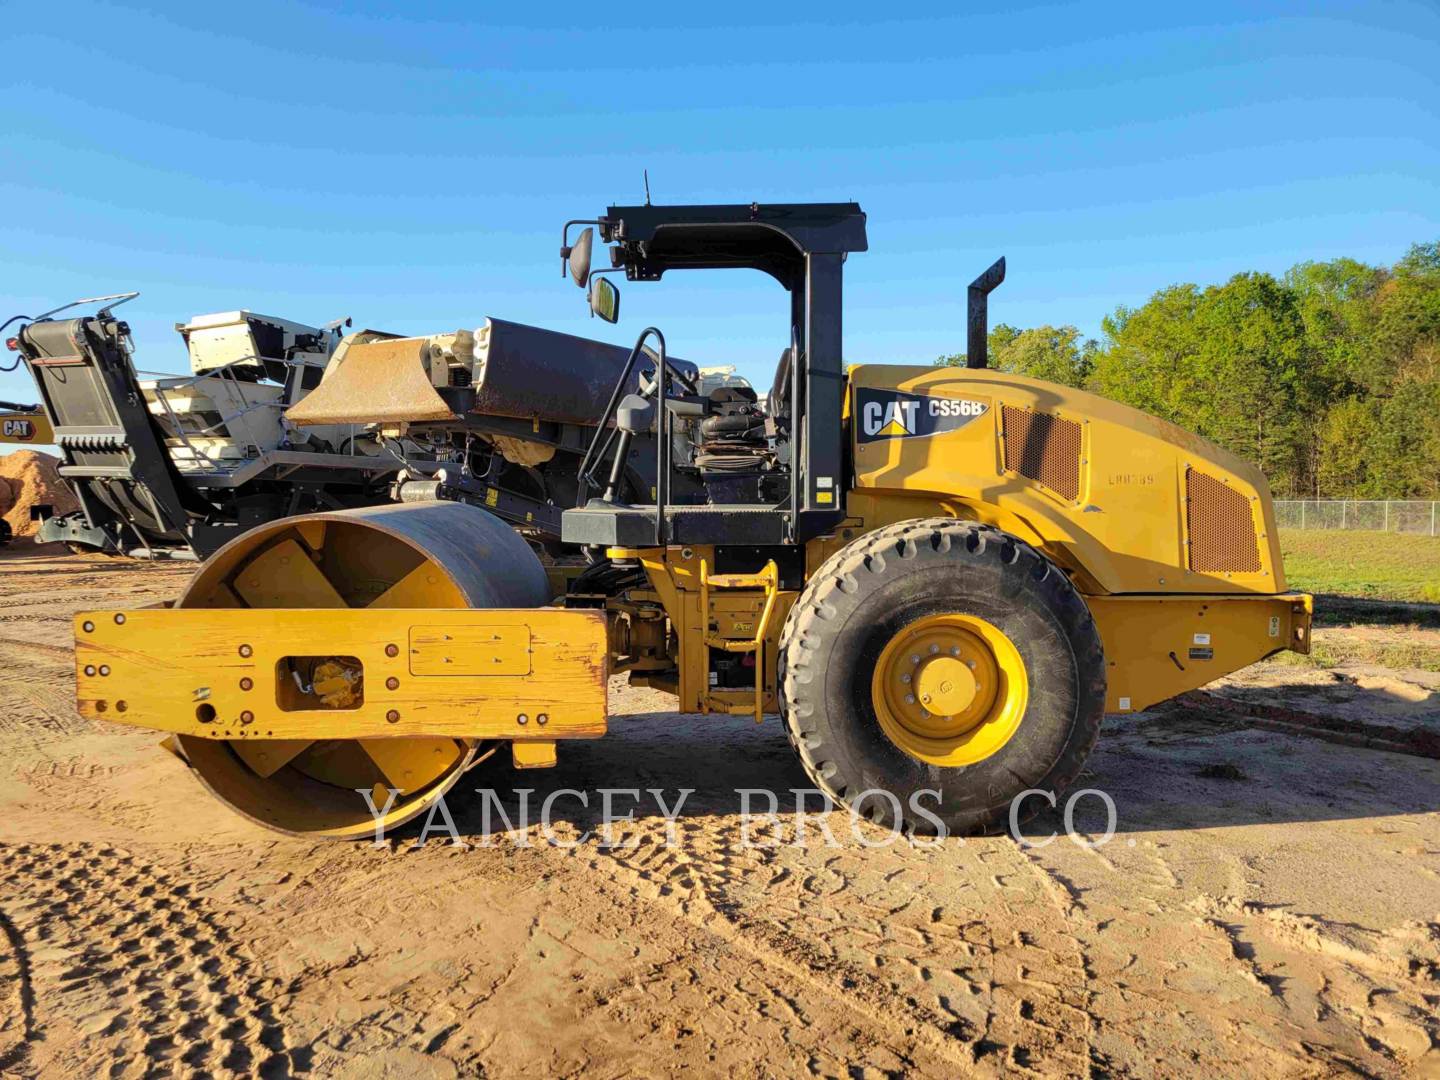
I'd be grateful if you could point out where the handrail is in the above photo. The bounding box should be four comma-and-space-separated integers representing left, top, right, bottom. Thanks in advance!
653, 330, 669, 546
787, 323, 800, 540
136, 348, 322, 390
148, 388, 213, 467
577, 335, 648, 502
576, 327, 669, 509
142, 352, 315, 467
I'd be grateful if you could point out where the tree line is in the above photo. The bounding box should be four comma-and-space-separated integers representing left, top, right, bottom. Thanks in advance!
937, 242, 1440, 498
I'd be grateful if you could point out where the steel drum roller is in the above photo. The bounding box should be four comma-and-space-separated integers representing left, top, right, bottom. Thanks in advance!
173, 502, 550, 840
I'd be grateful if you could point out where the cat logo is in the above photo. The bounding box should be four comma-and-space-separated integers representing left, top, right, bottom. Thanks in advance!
872, 399, 919, 436
2, 418, 37, 441
855, 388, 989, 444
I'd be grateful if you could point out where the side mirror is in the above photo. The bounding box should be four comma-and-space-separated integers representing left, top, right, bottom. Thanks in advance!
589, 276, 620, 323
567, 227, 594, 288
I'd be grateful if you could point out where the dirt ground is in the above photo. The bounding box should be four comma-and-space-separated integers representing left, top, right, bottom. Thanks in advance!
0, 544, 1437, 1078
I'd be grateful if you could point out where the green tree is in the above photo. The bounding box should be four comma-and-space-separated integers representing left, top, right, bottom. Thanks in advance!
1088, 285, 1203, 421
1316, 396, 1379, 496
1284, 257, 1384, 393
936, 323, 1095, 387
1190, 272, 1319, 495
1366, 243, 1440, 496
935, 241, 1440, 498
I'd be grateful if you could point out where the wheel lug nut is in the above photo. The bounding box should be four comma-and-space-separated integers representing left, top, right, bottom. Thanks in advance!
930, 644, 939, 654
910, 654, 920, 665
905, 694, 915, 705
967, 660, 976, 669
900, 673, 911, 684
950, 647, 960, 656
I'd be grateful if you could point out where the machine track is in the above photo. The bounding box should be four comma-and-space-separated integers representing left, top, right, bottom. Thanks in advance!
0, 843, 295, 1078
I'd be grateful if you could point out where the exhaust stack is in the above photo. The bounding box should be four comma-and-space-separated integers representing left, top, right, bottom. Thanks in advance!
966, 257, 1006, 369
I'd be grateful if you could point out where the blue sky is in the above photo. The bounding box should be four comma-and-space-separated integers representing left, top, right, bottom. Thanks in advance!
3, 0, 1438, 434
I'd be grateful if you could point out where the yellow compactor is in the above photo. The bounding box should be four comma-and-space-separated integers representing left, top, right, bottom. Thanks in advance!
73, 202, 1311, 839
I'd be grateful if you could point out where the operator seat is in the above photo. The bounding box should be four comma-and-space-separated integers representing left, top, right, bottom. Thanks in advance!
768, 347, 793, 429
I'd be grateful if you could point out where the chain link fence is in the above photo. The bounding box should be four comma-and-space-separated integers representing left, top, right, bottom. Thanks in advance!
1274, 500, 1440, 535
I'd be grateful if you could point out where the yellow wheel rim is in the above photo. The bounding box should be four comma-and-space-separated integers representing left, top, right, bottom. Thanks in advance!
870, 613, 1028, 766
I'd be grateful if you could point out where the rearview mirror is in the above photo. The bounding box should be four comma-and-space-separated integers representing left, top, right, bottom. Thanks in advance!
568, 227, 594, 288
589, 276, 620, 323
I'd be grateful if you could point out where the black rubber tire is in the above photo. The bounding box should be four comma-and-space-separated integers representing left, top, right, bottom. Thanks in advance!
778, 518, 1106, 836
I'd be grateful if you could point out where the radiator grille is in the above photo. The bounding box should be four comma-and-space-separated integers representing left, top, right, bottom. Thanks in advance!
1001, 406, 1082, 501
1186, 468, 1261, 573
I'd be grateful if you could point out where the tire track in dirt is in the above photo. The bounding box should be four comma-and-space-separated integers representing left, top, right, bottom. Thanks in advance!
0, 906, 36, 1071
0, 843, 298, 1078
1011, 815, 1437, 1076
586, 830, 979, 1075
1189, 893, 1440, 1069
0, 673, 90, 738
0, 638, 74, 662
965, 842, 1101, 1075
0, 623, 96, 740
584, 814, 1112, 1077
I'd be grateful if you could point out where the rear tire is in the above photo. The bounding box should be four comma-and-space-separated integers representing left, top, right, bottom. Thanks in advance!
778, 518, 1105, 835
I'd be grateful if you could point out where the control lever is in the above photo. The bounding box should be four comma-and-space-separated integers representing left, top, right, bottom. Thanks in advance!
601, 394, 656, 503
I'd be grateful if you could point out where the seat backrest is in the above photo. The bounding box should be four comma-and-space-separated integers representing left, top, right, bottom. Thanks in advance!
768, 347, 793, 423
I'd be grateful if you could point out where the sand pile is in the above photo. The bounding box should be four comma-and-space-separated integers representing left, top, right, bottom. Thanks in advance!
0, 450, 79, 536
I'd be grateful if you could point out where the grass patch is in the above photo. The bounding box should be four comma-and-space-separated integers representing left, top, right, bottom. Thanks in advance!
1311, 597, 1440, 630
1279, 529, 1440, 603
1275, 640, 1440, 673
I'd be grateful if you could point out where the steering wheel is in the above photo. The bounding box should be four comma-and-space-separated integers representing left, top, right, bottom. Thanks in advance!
638, 356, 699, 399
668, 360, 699, 396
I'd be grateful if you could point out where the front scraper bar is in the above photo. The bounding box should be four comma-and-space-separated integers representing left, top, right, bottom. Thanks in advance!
74, 608, 608, 741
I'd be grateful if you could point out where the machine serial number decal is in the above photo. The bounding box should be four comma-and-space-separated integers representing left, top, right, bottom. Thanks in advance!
855, 388, 988, 443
